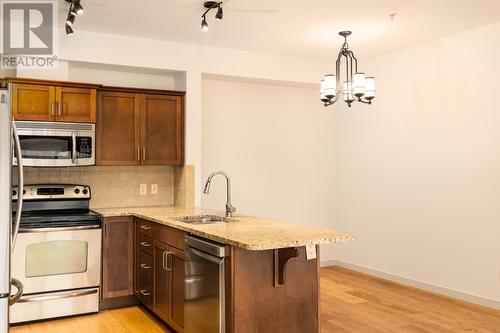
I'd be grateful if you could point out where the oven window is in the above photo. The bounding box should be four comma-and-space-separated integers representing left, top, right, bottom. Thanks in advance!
19, 136, 72, 159
25, 240, 88, 278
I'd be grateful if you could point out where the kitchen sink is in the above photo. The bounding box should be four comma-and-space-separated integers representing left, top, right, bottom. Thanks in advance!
173, 215, 237, 225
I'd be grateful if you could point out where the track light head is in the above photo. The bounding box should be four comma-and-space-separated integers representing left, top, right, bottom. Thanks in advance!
73, 0, 84, 15
215, 5, 223, 20
66, 12, 75, 26
65, 23, 74, 35
201, 16, 209, 32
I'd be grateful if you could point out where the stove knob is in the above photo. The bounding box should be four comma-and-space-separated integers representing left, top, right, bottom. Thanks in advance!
13, 190, 17, 197
82, 189, 88, 195
74, 188, 80, 194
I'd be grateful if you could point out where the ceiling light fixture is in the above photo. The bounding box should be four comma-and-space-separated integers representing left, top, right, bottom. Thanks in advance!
65, 23, 74, 35
215, 5, 223, 20
201, 1, 223, 31
66, 13, 75, 26
201, 15, 209, 32
64, 0, 84, 35
320, 31, 376, 108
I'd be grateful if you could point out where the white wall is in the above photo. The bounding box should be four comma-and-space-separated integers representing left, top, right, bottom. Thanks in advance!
54, 29, 329, 205
201, 76, 338, 259
333, 22, 500, 308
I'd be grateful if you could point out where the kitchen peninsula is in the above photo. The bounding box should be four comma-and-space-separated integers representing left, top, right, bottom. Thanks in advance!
94, 206, 354, 333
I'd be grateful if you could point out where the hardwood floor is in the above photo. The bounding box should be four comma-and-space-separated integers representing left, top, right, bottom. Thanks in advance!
11, 267, 500, 333
321, 267, 500, 333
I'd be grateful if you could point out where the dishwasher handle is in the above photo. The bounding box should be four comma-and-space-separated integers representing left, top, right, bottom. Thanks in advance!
189, 247, 224, 265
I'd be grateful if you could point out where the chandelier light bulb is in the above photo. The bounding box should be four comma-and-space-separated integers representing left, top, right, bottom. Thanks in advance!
352, 73, 366, 97
343, 81, 354, 102
323, 74, 336, 98
364, 77, 376, 99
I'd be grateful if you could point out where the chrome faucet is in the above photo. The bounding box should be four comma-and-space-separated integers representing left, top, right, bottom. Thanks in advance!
203, 171, 236, 218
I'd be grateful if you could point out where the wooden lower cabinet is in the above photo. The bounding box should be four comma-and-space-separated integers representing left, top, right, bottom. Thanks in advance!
101, 217, 138, 310
134, 219, 185, 332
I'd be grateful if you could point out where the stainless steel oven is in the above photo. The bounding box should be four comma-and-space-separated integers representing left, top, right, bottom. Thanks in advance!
15, 121, 95, 167
9, 185, 101, 324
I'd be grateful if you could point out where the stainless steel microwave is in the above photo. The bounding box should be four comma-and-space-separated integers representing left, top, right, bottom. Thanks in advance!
14, 121, 95, 167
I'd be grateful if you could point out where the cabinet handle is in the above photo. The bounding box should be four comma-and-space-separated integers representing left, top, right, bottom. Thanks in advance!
140, 263, 151, 269
140, 225, 151, 230
57, 102, 63, 116
140, 242, 152, 247
163, 251, 172, 271
137, 147, 140, 161
51, 102, 56, 116
139, 289, 151, 296
142, 148, 146, 161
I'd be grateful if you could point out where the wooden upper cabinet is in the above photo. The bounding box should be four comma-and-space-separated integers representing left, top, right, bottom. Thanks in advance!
96, 88, 185, 166
56, 86, 97, 123
97, 91, 141, 165
11, 83, 56, 121
141, 94, 184, 166
9, 79, 99, 123
102, 217, 135, 299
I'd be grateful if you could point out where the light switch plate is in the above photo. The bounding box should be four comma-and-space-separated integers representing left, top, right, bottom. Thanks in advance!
151, 184, 158, 195
306, 245, 316, 260
140, 184, 147, 195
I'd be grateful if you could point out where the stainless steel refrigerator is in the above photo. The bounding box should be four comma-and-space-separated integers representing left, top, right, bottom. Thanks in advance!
0, 83, 24, 333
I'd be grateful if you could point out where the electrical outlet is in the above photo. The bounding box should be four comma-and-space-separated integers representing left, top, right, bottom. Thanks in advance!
140, 184, 147, 195
151, 184, 158, 195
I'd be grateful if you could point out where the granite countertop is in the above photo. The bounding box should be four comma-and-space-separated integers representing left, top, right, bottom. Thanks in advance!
92, 206, 355, 251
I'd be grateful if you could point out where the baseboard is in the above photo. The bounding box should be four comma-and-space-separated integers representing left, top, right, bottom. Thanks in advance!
320, 259, 500, 311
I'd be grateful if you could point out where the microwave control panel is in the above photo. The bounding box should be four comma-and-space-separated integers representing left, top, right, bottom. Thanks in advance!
76, 137, 93, 158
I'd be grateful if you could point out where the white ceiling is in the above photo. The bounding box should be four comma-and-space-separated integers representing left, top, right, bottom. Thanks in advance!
59, 0, 500, 60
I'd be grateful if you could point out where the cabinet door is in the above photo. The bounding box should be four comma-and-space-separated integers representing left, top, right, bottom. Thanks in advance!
97, 91, 141, 165
56, 86, 97, 123
102, 217, 134, 299
11, 83, 56, 121
141, 94, 184, 165
170, 247, 185, 332
153, 241, 171, 323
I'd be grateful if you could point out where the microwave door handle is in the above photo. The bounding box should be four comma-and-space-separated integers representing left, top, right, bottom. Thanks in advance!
71, 132, 77, 164
11, 121, 23, 250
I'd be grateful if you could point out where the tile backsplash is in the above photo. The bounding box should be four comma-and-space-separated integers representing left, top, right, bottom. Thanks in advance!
15, 166, 175, 208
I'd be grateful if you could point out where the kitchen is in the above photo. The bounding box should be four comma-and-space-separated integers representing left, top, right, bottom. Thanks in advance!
2, 1, 500, 333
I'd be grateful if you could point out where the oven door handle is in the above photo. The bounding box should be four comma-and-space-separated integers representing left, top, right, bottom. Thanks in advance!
11, 121, 23, 249
18, 288, 98, 303
9, 278, 23, 306
71, 132, 77, 164
19, 225, 102, 233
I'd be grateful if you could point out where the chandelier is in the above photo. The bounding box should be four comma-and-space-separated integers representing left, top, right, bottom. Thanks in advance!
320, 31, 376, 108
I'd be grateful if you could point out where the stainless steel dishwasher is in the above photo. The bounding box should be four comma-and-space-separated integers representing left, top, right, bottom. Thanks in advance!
184, 235, 226, 333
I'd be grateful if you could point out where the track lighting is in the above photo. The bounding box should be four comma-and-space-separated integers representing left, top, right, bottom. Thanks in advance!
215, 5, 223, 20
201, 16, 209, 32
64, 0, 84, 35
66, 13, 75, 26
201, 1, 223, 31
65, 23, 74, 35
73, 0, 84, 15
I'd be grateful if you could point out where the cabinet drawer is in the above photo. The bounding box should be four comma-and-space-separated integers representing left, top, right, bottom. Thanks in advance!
136, 276, 153, 309
137, 233, 153, 256
137, 219, 153, 238
154, 224, 186, 250
137, 251, 153, 282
